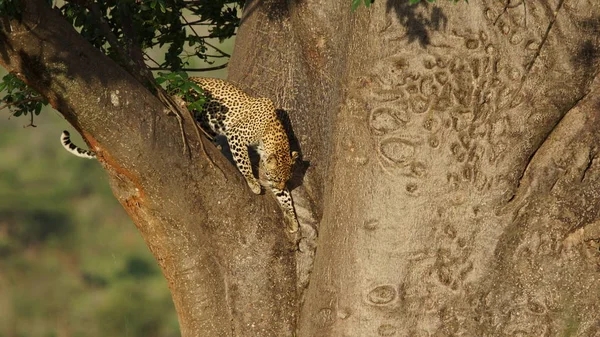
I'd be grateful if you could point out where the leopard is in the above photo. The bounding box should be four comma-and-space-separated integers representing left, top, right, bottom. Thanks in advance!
190, 77, 300, 232
60, 77, 300, 232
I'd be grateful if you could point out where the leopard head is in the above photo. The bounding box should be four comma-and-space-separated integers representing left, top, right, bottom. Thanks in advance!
265, 150, 299, 190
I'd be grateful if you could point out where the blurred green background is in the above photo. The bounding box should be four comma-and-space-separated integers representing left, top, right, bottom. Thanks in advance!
0, 39, 231, 336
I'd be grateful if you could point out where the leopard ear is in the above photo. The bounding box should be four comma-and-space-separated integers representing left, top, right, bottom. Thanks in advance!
265, 154, 278, 171
290, 151, 299, 163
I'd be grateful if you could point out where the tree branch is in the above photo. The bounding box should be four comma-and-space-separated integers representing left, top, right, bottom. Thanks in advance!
0, 2, 297, 336
179, 14, 231, 58
148, 63, 229, 72
0, 96, 43, 112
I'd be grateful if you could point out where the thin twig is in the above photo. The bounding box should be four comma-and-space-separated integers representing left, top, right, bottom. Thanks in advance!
170, 94, 226, 180
148, 63, 228, 72
156, 89, 190, 155
202, 54, 230, 58
0, 97, 43, 111
191, 112, 226, 180
181, 20, 213, 26
143, 51, 162, 67
179, 14, 231, 58
152, 31, 223, 41
203, 40, 231, 58
180, 14, 202, 41
179, 13, 233, 58
24, 112, 36, 128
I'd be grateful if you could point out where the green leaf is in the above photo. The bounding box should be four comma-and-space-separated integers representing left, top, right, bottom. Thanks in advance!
188, 101, 203, 112
0, 74, 48, 118
189, 82, 202, 94
409, 0, 420, 4
351, 0, 361, 11
74, 12, 86, 27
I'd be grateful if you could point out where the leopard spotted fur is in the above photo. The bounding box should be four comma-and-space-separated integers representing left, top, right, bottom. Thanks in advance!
191, 77, 300, 232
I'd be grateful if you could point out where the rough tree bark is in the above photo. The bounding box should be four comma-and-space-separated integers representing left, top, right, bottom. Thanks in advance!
2, 0, 600, 336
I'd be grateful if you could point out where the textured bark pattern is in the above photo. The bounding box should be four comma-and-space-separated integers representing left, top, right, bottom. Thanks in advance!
230, 0, 600, 336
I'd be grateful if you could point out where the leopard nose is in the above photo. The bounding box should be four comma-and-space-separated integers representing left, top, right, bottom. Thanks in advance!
276, 181, 286, 189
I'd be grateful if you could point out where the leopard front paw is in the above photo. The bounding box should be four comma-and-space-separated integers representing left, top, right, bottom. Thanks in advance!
248, 180, 262, 194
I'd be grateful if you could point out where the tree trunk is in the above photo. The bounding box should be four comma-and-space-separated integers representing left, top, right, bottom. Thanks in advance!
2, 0, 600, 336
230, 0, 600, 336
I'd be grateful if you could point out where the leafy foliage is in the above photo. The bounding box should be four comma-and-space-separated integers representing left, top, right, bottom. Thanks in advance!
1, 0, 241, 119
155, 71, 206, 113
0, 74, 48, 125
58, 0, 242, 70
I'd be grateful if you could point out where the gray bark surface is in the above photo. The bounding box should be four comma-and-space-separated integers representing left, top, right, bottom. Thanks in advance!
2, 0, 600, 336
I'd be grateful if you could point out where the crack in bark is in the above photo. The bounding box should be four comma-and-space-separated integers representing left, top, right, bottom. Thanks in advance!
550, 175, 560, 192
494, 0, 526, 26
581, 149, 596, 182
525, 0, 566, 73
523, 0, 528, 27
512, 88, 589, 204
511, 0, 567, 105
211, 257, 235, 337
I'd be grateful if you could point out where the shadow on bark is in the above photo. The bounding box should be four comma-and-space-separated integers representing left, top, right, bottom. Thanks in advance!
239, 0, 293, 25
277, 108, 309, 191
385, 0, 448, 47
572, 39, 600, 78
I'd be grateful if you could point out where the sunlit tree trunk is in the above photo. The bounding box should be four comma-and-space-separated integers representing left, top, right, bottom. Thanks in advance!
230, 0, 600, 335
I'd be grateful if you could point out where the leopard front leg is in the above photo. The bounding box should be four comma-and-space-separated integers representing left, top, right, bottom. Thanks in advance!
228, 142, 262, 194
271, 187, 299, 233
